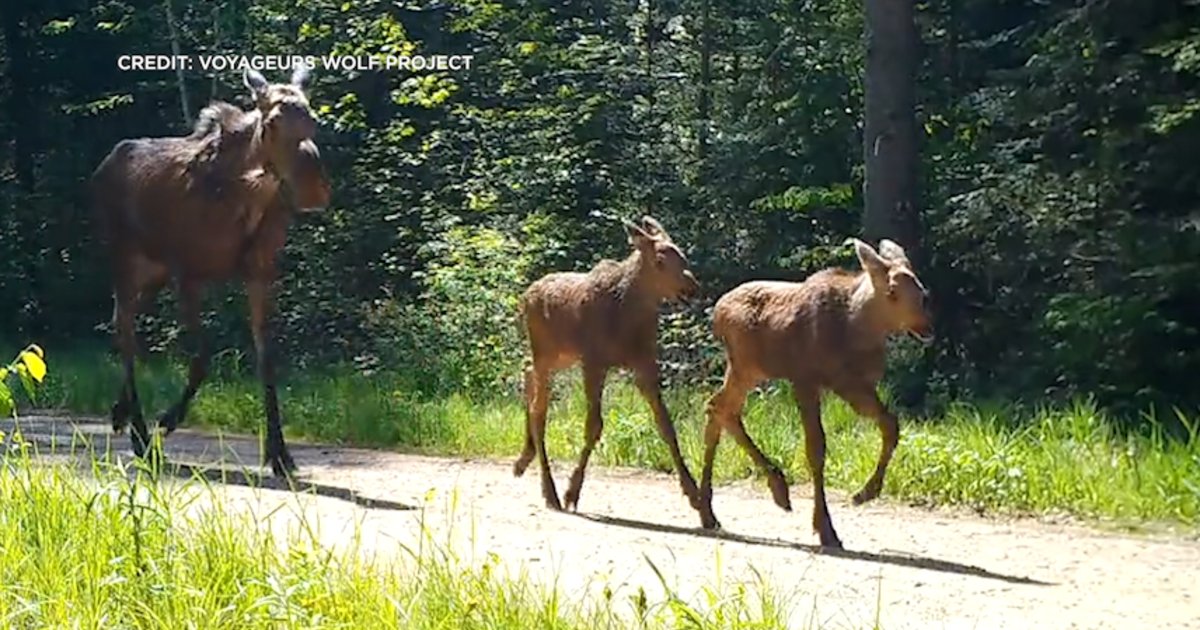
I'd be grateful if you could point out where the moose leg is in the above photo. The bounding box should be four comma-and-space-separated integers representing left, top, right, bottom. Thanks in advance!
159, 280, 209, 434
697, 377, 744, 530
247, 277, 296, 477
836, 384, 899, 506
632, 361, 701, 510
563, 362, 607, 511
793, 382, 841, 548
513, 367, 536, 477
111, 287, 151, 458
526, 363, 561, 510
719, 389, 791, 513
109, 259, 165, 434
109, 294, 131, 435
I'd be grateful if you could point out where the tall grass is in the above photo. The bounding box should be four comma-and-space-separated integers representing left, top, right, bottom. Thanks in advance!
0, 426, 852, 629
38, 352, 1200, 529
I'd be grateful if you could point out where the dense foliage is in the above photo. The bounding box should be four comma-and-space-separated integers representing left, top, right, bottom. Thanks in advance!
2, 0, 1199, 423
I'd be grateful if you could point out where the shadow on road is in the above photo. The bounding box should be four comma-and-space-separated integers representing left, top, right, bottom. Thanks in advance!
2, 413, 416, 512
163, 460, 418, 511
570, 511, 1054, 586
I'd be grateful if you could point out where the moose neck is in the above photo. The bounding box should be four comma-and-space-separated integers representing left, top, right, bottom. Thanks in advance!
612, 249, 660, 310
846, 273, 896, 340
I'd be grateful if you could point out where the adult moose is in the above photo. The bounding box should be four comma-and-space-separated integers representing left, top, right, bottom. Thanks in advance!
698, 238, 933, 548
513, 215, 705, 518
90, 66, 328, 477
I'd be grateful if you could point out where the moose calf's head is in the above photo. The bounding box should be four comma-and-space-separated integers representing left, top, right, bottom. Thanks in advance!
849, 237, 933, 343
625, 215, 700, 302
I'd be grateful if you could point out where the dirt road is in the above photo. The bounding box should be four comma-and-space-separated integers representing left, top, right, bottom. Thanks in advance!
5, 413, 1199, 630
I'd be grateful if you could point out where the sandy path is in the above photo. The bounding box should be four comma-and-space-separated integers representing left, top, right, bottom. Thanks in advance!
5, 413, 1199, 630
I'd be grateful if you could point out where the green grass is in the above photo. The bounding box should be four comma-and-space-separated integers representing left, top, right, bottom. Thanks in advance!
36, 351, 1200, 530
0, 430, 855, 629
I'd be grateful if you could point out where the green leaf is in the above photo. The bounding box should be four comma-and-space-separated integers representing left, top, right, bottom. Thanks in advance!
0, 384, 13, 419
42, 18, 75, 35
15, 364, 35, 402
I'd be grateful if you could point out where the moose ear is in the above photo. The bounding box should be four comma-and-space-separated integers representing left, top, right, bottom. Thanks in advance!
244, 68, 270, 101
878, 239, 911, 267
846, 237, 890, 278
624, 218, 654, 248
290, 63, 311, 88
640, 215, 666, 237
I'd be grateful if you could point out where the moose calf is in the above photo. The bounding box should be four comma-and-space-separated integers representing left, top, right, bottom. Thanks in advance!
698, 238, 933, 548
513, 216, 704, 517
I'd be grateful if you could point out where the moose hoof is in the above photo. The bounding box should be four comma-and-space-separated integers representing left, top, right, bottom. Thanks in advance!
700, 512, 722, 531
513, 458, 531, 478
563, 489, 582, 512
544, 495, 563, 511
111, 403, 130, 435
815, 520, 843, 549
269, 454, 298, 479
819, 533, 844, 550
852, 482, 882, 506
158, 413, 181, 435
767, 473, 792, 511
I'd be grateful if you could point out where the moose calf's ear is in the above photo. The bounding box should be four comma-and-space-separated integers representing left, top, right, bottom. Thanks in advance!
244, 68, 270, 100
640, 215, 666, 237
847, 237, 890, 277
878, 239, 912, 267
624, 219, 653, 247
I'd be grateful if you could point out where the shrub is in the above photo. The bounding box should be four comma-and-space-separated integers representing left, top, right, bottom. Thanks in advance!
364, 225, 530, 395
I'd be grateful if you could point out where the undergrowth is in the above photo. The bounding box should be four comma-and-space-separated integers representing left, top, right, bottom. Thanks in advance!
37, 351, 1200, 530
0, 425, 869, 629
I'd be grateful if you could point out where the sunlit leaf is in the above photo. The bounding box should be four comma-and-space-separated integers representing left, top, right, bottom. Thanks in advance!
20, 351, 46, 384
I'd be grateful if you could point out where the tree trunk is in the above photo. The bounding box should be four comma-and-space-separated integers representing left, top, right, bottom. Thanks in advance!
948, 0, 959, 90
165, 0, 191, 126
643, 0, 655, 89
697, 0, 711, 161
862, 0, 921, 259
210, 2, 221, 100
864, 0, 932, 413
643, 0, 656, 209
1, 3, 35, 192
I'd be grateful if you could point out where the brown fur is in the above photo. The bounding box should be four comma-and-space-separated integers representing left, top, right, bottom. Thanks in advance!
697, 238, 933, 547
90, 67, 327, 477
512, 216, 705, 515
